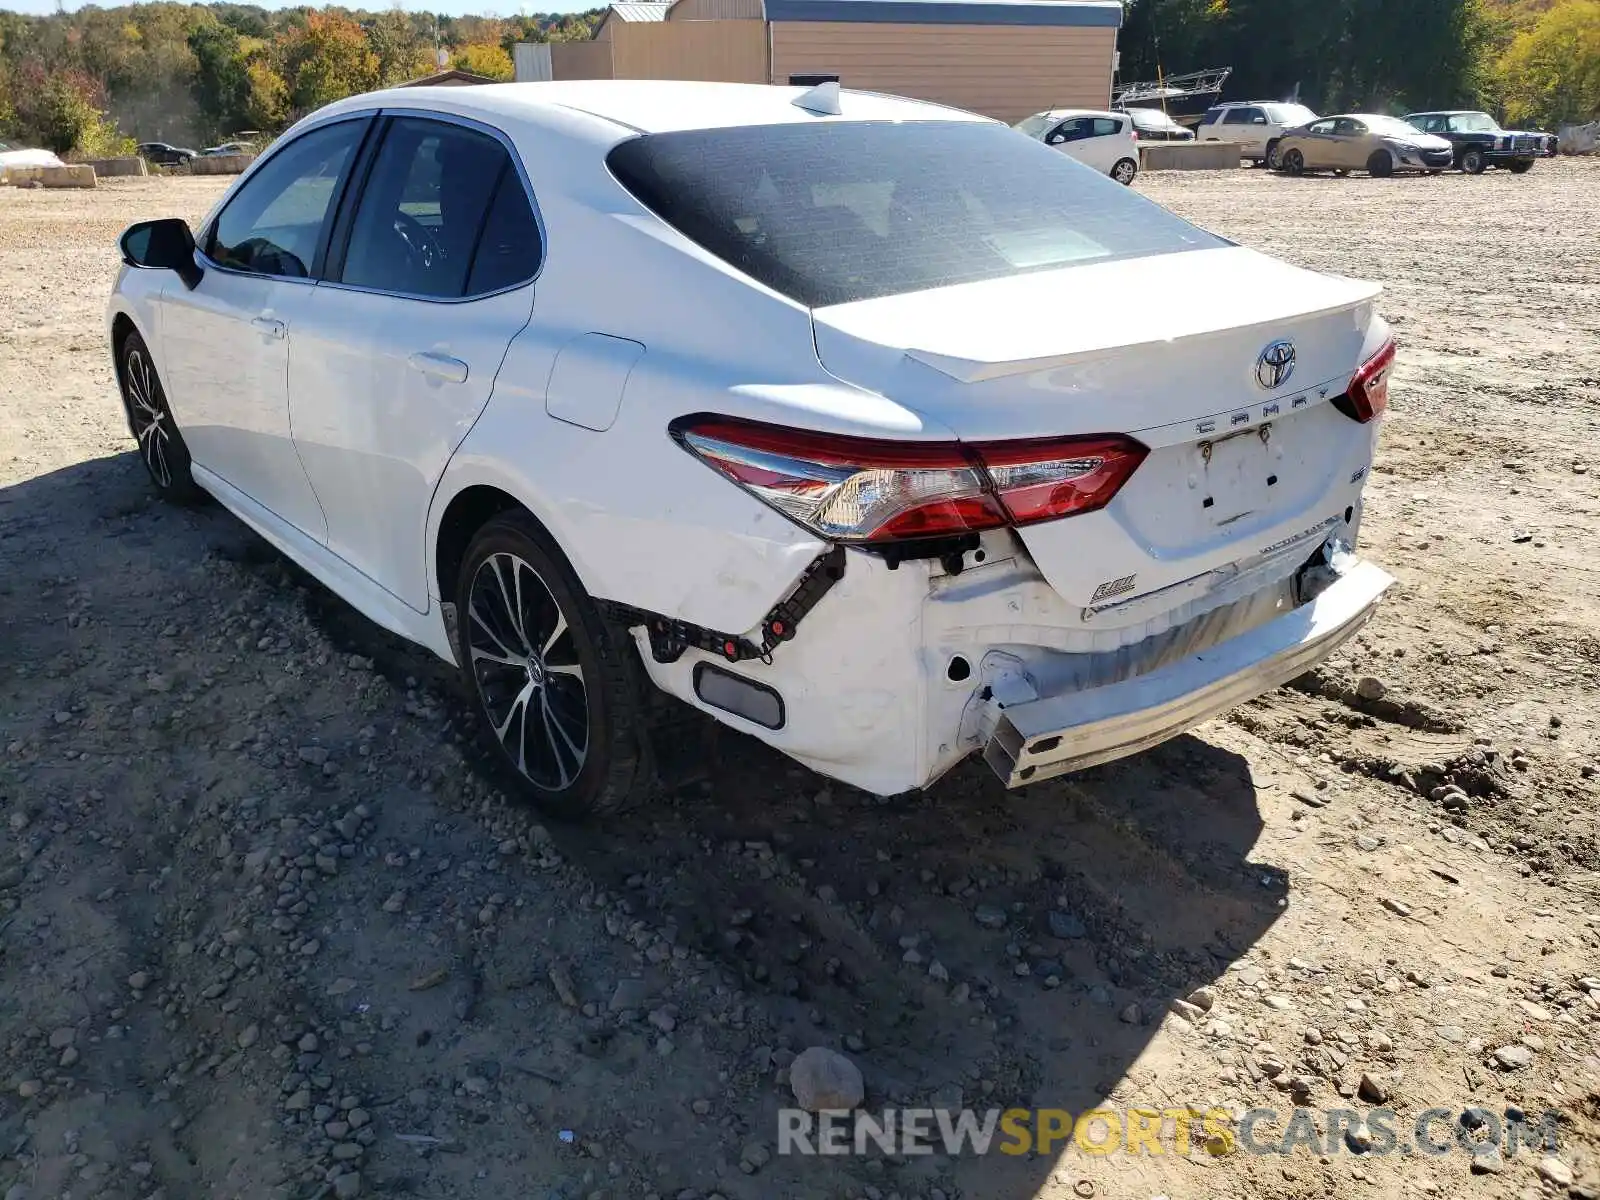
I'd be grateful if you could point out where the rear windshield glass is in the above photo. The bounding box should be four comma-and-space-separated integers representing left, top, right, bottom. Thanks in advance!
1265, 104, 1317, 125
606, 120, 1226, 308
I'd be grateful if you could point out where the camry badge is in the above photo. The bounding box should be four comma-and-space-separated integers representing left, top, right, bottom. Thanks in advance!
1255, 340, 1297, 390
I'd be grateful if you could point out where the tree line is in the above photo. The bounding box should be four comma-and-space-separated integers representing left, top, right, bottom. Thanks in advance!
0, 3, 604, 154
2, 0, 1596, 157
1119, 0, 1600, 130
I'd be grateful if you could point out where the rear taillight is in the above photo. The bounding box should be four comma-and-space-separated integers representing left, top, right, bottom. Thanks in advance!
1336, 338, 1396, 423
672, 417, 1147, 544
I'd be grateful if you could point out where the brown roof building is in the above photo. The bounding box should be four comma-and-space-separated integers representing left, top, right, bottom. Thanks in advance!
512, 0, 1121, 124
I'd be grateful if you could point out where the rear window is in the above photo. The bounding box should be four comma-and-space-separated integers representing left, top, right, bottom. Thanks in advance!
606, 120, 1225, 308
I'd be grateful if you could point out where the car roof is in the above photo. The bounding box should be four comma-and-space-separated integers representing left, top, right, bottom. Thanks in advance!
313, 80, 995, 142
1125, 107, 1180, 118
1406, 109, 1484, 116
1025, 107, 1120, 121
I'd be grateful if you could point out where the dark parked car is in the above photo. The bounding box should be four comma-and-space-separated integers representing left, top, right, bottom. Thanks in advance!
1403, 111, 1555, 174
136, 142, 198, 166
1124, 107, 1195, 142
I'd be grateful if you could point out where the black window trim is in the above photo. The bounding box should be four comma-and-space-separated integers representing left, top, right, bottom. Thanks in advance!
317, 107, 547, 306
195, 113, 378, 287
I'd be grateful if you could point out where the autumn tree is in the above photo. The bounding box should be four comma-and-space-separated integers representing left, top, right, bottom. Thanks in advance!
452, 42, 512, 79
276, 12, 378, 115
1498, 0, 1600, 124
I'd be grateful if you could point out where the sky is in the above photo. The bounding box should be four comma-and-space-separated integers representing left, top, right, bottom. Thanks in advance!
0, 0, 594, 15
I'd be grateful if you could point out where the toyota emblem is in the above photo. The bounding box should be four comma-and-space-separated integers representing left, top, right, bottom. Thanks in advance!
1255, 340, 1297, 390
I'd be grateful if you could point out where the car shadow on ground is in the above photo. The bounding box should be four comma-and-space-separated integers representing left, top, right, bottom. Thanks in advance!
1, 453, 1287, 1200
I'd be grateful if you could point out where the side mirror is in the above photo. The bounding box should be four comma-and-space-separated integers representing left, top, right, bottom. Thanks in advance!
1046, 131, 1065, 145
120, 218, 203, 291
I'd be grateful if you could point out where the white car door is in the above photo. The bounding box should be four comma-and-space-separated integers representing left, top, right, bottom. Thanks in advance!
1088, 115, 1134, 173
161, 117, 372, 538
1221, 105, 1270, 157
287, 114, 539, 612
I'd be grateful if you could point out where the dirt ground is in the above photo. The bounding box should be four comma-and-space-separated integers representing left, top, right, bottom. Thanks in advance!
2, 159, 1599, 1200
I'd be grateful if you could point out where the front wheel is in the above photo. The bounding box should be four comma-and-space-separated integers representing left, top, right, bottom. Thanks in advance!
1460, 147, 1487, 174
455, 512, 650, 819
1111, 157, 1138, 186
117, 328, 199, 502
1367, 150, 1395, 178
1281, 148, 1305, 175
1264, 140, 1283, 170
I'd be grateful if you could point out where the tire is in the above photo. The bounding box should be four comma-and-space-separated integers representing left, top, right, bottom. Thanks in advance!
1281, 148, 1305, 175
454, 511, 650, 819
1367, 150, 1395, 178
1111, 157, 1138, 186
1264, 140, 1282, 171
1508, 159, 1534, 174
116, 328, 200, 502
1460, 147, 1487, 175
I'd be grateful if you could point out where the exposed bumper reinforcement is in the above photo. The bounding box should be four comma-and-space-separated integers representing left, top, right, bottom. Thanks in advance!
983, 560, 1395, 787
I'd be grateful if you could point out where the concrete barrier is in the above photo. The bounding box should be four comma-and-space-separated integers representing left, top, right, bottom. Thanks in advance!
84, 156, 148, 177
1, 163, 97, 188
188, 154, 256, 175
1140, 141, 1246, 171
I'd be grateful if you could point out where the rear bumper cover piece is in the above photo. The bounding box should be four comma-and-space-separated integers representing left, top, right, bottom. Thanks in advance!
983, 559, 1394, 787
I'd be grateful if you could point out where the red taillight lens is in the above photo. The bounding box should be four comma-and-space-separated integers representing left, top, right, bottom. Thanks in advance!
1340, 339, 1396, 423
982, 435, 1148, 524
672, 417, 1147, 544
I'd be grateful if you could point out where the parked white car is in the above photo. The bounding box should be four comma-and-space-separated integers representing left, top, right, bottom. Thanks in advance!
108, 80, 1396, 816
1197, 101, 1320, 167
1013, 108, 1141, 183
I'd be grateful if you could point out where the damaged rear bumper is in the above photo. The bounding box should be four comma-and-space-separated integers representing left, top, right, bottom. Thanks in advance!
982, 558, 1394, 787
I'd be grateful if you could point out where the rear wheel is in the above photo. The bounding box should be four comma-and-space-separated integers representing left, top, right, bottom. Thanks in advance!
1367, 150, 1395, 178
1281, 148, 1305, 175
1460, 147, 1487, 174
1508, 159, 1534, 174
117, 328, 199, 502
1111, 157, 1138, 186
455, 512, 650, 819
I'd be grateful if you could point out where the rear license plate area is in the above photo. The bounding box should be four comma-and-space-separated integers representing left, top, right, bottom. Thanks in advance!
1198, 428, 1275, 526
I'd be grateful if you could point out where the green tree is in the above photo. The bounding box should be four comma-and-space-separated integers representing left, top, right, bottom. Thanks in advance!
190, 21, 252, 134
368, 8, 431, 86
244, 58, 289, 129
1498, 0, 1600, 124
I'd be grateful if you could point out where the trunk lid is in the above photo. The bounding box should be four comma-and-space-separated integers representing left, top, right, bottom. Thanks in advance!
810, 245, 1384, 626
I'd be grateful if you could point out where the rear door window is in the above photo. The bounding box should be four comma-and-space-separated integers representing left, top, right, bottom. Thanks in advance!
336, 117, 535, 299
1091, 117, 1124, 137
606, 120, 1225, 308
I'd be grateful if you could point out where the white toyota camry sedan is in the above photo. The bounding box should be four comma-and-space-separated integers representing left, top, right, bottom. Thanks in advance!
107, 80, 1396, 816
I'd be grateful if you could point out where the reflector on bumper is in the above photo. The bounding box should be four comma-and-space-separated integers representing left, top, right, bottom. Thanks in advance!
983, 559, 1395, 787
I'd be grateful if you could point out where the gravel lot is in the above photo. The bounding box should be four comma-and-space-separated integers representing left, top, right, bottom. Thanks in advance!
2, 160, 1599, 1200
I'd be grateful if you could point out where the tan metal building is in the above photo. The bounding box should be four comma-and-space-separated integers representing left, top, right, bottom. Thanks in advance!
517, 0, 1121, 125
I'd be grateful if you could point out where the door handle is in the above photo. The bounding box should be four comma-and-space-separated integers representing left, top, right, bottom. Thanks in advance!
407, 351, 469, 384
251, 316, 285, 339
